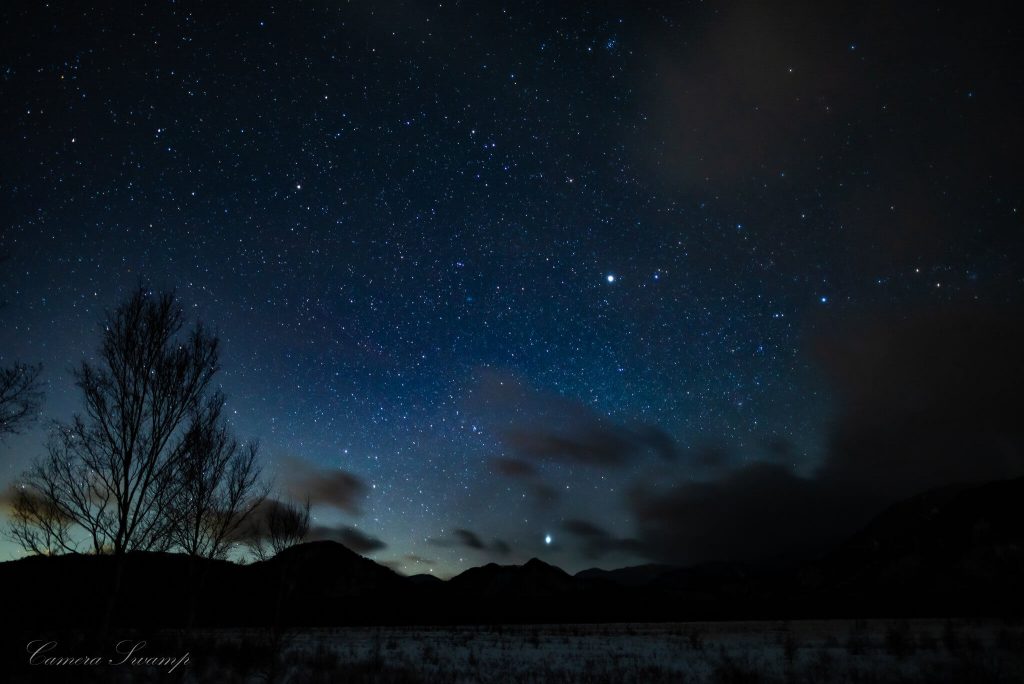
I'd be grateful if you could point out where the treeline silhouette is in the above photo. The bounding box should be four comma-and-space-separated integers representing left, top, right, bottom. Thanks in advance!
4, 287, 310, 562
2, 287, 1023, 637
0, 474, 1021, 635
0, 251, 43, 438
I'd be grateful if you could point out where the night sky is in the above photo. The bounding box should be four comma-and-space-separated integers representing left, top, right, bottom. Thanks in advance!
1, 2, 1021, 577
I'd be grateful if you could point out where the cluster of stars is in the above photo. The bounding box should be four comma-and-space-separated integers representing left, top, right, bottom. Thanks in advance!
0, 2, 1018, 575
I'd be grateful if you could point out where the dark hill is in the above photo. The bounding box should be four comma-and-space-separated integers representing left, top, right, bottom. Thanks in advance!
406, 572, 445, 587
0, 551, 241, 630
2, 477, 1023, 629
799, 476, 1024, 614
576, 563, 676, 587
251, 539, 406, 598
437, 557, 640, 622
448, 557, 579, 597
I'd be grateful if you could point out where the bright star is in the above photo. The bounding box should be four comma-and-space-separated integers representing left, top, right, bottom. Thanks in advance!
606, 274, 615, 283
544, 534, 552, 545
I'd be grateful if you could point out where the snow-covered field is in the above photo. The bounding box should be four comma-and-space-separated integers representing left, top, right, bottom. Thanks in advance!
181, 619, 1024, 683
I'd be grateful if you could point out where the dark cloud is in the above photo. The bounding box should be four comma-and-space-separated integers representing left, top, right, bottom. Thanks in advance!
475, 372, 676, 468
490, 458, 537, 478
0, 485, 18, 514
633, 426, 679, 463
307, 525, 386, 554
563, 519, 607, 538
503, 423, 675, 468
234, 499, 385, 554
638, 3, 864, 187
680, 444, 733, 471
0, 484, 74, 523
229, 497, 307, 543
636, 2, 1020, 283
531, 484, 559, 507
562, 519, 644, 560
628, 306, 1024, 566
759, 437, 794, 462
281, 457, 368, 515
489, 457, 560, 506
453, 528, 484, 550
429, 528, 513, 556
814, 307, 1024, 499
628, 464, 861, 566
404, 554, 434, 566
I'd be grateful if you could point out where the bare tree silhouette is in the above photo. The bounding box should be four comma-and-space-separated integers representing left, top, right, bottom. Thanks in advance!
0, 362, 42, 438
10, 286, 220, 555
6, 486, 73, 555
168, 396, 268, 559
247, 498, 311, 561
0, 251, 43, 438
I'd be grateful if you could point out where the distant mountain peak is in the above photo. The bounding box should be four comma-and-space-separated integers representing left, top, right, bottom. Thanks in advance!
273, 539, 361, 558
576, 563, 678, 587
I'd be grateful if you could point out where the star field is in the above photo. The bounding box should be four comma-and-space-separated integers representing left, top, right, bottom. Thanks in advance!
1, 2, 1021, 576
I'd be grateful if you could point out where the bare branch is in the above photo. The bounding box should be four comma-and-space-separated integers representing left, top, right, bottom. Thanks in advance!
168, 398, 268, 559
244, 498, 310, 561
7, 287, 223, 555
0, 362, 43, 438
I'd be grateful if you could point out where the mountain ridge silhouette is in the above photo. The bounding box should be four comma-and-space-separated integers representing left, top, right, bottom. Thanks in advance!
2, 476, 1022, 628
